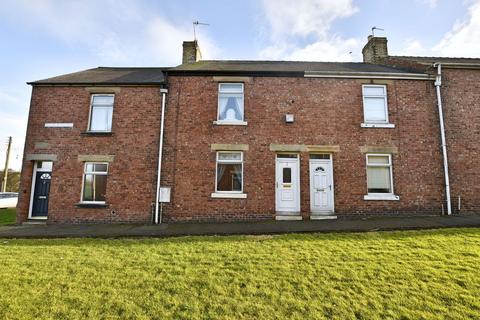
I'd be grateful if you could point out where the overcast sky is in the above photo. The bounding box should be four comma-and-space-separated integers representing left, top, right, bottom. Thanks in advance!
1, 0, 479, 170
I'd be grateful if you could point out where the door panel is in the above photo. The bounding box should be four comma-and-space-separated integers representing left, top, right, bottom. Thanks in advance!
310, 159, 334, 214
31, 171, 51, 218
276, 157, 300, 213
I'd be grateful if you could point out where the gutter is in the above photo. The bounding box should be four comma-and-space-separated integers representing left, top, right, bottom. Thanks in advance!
305, 71, 433, 80
433, 63, 452, 215
155, 84, 168, 224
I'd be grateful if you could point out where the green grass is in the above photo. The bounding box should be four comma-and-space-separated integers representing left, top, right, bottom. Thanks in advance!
1, 229, 479, 319
0, 208, 15, 225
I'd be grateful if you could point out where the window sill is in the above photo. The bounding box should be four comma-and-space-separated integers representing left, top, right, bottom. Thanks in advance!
361, 123, 395, 128
213, 121, 248, 126
363, 194, 400, 201
81, 131, 113, 136
211, 192, 247, 199
75, 202, 109, 208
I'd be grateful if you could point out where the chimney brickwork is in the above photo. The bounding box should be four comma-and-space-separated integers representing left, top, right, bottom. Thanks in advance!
362, 36, 388, 63
182, 40, 202, 64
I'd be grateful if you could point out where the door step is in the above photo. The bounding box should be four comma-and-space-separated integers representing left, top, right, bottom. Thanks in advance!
275, 215, 303, 221
24, 220, 47, 225
310, 215, 337, 220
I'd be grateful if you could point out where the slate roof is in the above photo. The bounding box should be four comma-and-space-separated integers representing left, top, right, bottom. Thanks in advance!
170, 60, 420, 74
392, 56, 480, 65
29, 60, 433, 85
29, 67, 168, 85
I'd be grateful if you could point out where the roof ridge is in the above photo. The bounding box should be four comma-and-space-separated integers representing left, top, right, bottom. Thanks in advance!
393, 55, 480, 60
198, 60, 366, 64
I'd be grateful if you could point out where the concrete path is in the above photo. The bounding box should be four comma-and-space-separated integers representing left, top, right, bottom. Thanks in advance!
0, 214, 479, 238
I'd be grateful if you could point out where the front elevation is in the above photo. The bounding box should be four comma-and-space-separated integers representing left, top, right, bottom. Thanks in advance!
18, 37, 478, 224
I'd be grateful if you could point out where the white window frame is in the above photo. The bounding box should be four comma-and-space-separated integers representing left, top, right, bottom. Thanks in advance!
361, 85, 395, 128
80, 162, 109, 204
214, 83, 247, 126
211, 151, 246, 198
364, 154, 399, 201
87, 94, 115, 132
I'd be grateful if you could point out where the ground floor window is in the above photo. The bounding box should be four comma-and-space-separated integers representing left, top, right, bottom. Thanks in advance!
366, 154, 393, 194
82, 162, 108, 203
216, 152, 243, 193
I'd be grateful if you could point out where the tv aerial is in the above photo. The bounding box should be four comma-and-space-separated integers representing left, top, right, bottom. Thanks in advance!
371, 26, 384, 37
193, 21, 209, 40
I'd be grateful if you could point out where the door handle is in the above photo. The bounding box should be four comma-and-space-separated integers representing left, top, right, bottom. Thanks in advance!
38, 196, 47, 199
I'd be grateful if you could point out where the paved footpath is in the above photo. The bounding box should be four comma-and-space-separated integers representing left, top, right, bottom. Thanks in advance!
1, 214, 480, 238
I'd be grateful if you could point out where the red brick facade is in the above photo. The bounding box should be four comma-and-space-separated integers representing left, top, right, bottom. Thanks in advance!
441, 68, 480, 213
16, 66, 478, 224
159, 76, 445, 222
17, 86, 162, 223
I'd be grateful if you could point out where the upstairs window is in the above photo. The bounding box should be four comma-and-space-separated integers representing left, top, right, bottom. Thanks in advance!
82, 163, 108, 203
362, 85, 389, 124
366, 154, 393, 194
218, 83, 244, 123
216, 152, 243, 193
88, 94, 114, 132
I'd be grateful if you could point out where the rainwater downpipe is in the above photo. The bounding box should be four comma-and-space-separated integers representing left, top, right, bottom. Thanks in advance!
434, 63, 452, 215
155, 86, 168, 224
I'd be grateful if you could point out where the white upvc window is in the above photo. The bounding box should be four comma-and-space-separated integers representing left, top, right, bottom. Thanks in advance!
216, 83, 245, 125
81, 162, 108, 203
362, 85, 394, 128
364, 154, 399, 201
212, 151, 246, 198
88, 94, 114, 132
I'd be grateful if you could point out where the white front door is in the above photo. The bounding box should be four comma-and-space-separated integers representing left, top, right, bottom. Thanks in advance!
310, 157, 334, 215
275, 155, 300, 214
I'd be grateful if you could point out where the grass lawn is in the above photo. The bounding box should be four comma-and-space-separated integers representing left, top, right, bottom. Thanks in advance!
0, 208, 15, 225
1, 229, 479, 319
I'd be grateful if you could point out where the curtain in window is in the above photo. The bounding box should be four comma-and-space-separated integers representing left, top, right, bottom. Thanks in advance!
219, 96, 243, 121
217, 163, 242, 191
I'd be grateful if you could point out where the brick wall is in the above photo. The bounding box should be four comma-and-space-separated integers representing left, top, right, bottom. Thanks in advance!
441, 68, 480, 213
17, 86, 162, 224
160, 76, 445, 222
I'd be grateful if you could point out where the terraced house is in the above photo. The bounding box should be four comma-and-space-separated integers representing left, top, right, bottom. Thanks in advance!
16, 36, 480, 224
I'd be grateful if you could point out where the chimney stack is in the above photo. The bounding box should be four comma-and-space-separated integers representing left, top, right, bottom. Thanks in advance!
362, 36, 388, 63
182, 40, 202, 64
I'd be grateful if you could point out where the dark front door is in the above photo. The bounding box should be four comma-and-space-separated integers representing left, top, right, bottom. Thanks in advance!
31, 171, 52, 218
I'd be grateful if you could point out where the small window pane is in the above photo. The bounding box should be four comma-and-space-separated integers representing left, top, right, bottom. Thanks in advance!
85, 163, 94, 172
363, 86, 385, 96
217, 163, 242, 191
283, 167, 292, 183
90, 106, 112, 131
218, 152, 241, 161
310, 154, 330, 159
364, 97, 387, 122
93, 95, 114, 105
220, 83, 243, 93
277, 154, 298, 158
39, 161, 53, 171
368, 155, 389, 164
367, 166, 391, 193
94, 164, 108, 172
